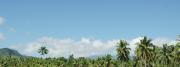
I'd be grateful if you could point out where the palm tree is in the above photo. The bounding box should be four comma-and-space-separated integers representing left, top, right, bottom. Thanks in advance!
116, 40, 131, 66
105, 54, 112, 67
67, 54, 75, 66
38, 46, 49, 58
151, 45, 159, 67
135, 36, 154, 67
173, 42, 180, 66
158, 44, 174, 66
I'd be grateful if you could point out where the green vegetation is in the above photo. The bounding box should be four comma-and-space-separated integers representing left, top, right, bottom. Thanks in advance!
116, 40, 130, 67
38, 46, 49, 58
0, 36, 180, 67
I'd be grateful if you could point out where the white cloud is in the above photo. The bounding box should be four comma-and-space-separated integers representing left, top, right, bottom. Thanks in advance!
10, 37, 118, 58
0, 17, 5, 26
152, 38, 177, 47
9, 37, 177, 58
128, 37, 144, 56
0, 33, 5, 41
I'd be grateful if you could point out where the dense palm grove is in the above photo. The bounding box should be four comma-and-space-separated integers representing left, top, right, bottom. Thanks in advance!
0, 36, 180, 67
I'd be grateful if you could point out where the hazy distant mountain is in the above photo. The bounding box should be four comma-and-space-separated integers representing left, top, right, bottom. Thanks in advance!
0, 48, 22, 56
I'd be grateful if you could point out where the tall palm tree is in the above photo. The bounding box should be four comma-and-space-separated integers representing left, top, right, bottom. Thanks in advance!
151, 45, 159, 67
135, 36, 154, 67
158, 44, 174, 66
67, 54, 75, 66
173, 42, 180, 66
173, 35, 180, 66
38, 46, 48, 57
105, 54, 112, 67
116, 40, 131, 67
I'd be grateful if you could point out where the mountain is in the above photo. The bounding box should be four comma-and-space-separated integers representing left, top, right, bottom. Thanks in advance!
0, 48, 22, 56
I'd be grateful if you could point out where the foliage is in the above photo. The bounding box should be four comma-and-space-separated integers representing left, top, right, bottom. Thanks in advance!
0, 36, 180, 67
38, 46, 48, 56
116, 40, 130, 62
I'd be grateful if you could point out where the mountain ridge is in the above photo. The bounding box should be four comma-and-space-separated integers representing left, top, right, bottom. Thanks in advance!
0, 48, 22, 56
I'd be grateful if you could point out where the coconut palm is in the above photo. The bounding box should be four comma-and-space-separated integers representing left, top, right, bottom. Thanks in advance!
151, 45, 159, 67
67, 54, 75, 66
135, 36, 154, 67
116, 40, 131, 67
105, 54, 112, 67
38, 46, 48, 57
173, 42, 180, 66
158, 44, 174, 66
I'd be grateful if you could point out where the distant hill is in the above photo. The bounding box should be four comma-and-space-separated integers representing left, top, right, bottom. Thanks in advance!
0, 48, 22, 56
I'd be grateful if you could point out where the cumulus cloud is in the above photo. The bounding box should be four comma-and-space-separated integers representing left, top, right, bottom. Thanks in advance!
152, 38, 177, 47
0, 17, 5, 26
10, 37, 118, 58
0, 33, 5, 41
128, 37, 144, 56
10, 37, 177, 58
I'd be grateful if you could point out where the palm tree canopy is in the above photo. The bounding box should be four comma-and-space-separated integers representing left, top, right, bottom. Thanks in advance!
38, 46, 49, 55
158, 44, 174, 64
135, 36, 155, 67
116, 40, 131, 62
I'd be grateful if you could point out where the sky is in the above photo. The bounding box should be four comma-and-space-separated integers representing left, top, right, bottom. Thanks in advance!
0, 0, 180, 57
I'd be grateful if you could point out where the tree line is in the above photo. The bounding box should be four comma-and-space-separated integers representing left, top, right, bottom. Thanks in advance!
0, 36, 180, 67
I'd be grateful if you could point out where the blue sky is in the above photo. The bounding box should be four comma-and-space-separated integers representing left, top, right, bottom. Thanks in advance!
0, 0, 180, 57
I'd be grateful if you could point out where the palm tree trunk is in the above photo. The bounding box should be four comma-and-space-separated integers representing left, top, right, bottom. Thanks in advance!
144, 60, 147, 67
